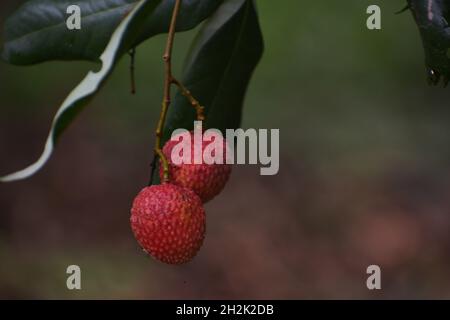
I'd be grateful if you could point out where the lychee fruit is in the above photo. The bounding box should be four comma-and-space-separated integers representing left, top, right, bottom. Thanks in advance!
160, 131, 232, 203
130, 183, 206, 265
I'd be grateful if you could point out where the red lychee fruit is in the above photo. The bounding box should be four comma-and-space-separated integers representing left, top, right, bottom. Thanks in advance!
130, 183, 206, 265
160, 131, 232, 203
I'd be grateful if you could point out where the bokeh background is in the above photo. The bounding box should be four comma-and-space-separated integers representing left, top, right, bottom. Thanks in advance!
2, 0, 450, 299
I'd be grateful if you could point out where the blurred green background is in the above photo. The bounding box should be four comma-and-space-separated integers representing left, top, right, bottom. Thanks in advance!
1, 0, 450, 299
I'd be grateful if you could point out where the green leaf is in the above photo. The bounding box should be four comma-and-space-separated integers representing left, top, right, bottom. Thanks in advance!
151, 0, 264, 184
164, 0, 263, 139
407, 0, 450, 85
2, 0, 223, 65
0, 0, 161, 183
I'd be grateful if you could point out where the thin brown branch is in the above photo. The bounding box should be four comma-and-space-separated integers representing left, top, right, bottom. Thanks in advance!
172, 78, 205, 121
151, 0, 207, 185
154, 0, 182, 184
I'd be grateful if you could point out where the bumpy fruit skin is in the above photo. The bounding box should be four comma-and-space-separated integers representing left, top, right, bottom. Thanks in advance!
160, 131, 232, 203
130, 184, 206, 265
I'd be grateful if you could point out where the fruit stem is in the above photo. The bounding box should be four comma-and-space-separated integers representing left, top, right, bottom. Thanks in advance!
172, 77, 205, 121
155, 100, 170, 182
155, 0, 183, 183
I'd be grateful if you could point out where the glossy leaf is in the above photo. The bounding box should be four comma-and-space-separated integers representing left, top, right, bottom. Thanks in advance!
407, 0, 450, 85
2, 0, 223, 65
0, 0, 161, 182
151, 0, 264, 184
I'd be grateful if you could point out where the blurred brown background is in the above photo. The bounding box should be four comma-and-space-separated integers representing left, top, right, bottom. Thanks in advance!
1, 0, 450, 299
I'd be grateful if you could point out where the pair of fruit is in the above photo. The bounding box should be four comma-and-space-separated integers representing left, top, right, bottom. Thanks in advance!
130, 132, 231, 264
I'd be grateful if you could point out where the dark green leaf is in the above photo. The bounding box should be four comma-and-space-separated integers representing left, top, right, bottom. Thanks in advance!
1, 0, 161, 182
407, 0, 450, 85
2, 0, 224, 65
